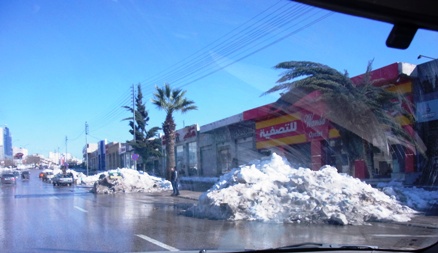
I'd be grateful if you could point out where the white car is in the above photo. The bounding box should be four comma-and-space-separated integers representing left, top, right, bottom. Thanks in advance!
42, 171, 54, 182
52, 173, 74, 186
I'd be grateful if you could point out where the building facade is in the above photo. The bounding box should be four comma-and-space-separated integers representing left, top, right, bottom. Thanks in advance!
413, 59, 438, 184
0, 127, 13, 161
81, 61, 437, 185
198, 115, 257, 177
105, 142, 122, 170
174, 124, 199, 176
191, 62, 427, 182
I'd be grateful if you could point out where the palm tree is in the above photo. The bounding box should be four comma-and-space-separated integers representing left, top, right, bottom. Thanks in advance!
264, 61, 425, 178
152, 83, 197, 179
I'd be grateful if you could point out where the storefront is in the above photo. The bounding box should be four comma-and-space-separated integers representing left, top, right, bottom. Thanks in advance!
414, 59, 438, 184
243, 104, 337, 171
105, 142, 122, 170
241, 62, 419, 179
198, 114, 256, 177
174, 124, 199, 176
350, 63, 417, 179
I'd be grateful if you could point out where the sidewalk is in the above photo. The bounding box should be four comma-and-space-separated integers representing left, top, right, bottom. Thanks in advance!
177, 190, 204, 200
151, 189, 204, 201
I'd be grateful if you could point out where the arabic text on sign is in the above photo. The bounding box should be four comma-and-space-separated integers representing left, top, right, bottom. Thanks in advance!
259, 122, 297, 139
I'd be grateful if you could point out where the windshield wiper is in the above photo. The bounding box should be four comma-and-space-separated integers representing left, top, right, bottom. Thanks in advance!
198, 243, 379, 253
277, 243, 378, 250
236, 243, 378, 252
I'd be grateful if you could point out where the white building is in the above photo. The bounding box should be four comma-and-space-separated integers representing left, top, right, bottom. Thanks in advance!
12, 147, 28, 159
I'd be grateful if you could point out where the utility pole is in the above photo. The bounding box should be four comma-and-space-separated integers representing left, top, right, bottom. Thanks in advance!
132, 84, 137, 170
85, 122, 89, 176
65, 136, 68, 165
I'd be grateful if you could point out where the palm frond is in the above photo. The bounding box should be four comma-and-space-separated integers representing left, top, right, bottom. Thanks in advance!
266, 60, 426, 158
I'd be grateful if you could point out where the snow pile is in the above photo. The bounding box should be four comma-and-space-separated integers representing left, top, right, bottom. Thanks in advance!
81, 169, 171, 194
188, 153, 416, 225
378, 181, 438, 212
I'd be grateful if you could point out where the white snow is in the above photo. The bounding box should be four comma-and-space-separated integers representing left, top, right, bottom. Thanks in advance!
378, 181, 438, 211
61, 152, 438, 225
58, 168, 171, 194
187, 153, 425, 225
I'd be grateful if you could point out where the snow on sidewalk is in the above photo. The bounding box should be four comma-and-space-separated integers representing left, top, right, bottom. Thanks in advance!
188, 153, 419, 225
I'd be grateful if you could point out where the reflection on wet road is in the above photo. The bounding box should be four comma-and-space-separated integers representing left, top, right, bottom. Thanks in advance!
1, 169, 437, 252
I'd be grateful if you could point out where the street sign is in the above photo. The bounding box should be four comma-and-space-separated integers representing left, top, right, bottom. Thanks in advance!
132, 153, 139, 161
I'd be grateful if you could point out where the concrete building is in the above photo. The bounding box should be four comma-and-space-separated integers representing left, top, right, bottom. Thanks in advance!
105, 142, 122, 170
174, 124, 200, 176
83, 143, 98, 168
198, 115, 257, 177
412, 59, 438, 184
190, 61, 433, 184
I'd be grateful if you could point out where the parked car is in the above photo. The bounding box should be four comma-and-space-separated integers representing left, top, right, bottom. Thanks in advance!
1, 173, 16, 184
52, 173, 74, 186
21, 171, 30, 180
12, 171, 20, 178
42, 171, 54, 182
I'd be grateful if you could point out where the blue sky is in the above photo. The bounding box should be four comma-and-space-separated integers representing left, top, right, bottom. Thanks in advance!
1, 0, 437, 159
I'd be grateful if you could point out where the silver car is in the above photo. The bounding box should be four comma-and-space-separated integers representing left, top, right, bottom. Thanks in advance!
1, 173, 17, 184
52, 173, 74, 186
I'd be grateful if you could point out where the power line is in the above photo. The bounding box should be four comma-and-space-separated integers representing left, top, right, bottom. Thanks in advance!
87, 88, 132, 134
150, 5, 303, 87
158, 5, 314, 87
141, 1, 296, 94
72, 1, 332, 149
177, 11, 334, 89
141, 2, 332, 95
137, 0, 288, 87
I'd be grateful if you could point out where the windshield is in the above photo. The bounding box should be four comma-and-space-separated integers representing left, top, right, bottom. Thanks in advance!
1, 0, 438, 252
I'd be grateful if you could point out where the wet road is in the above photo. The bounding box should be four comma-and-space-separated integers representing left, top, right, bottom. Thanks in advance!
1, 169, 438, 253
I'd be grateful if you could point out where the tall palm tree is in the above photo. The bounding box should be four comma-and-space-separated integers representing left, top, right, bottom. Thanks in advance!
264, 61, 425, 177
152, 83, 197, 179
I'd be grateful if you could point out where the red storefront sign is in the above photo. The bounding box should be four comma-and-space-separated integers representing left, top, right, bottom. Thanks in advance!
255, 110, 329, 149
300, 110, 329, 141
257, 120, 301, 141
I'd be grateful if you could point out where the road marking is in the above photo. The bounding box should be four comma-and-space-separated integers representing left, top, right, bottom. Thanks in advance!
372, 234, 437, 238
74, 206, 88, 213
136, 234, 179, 251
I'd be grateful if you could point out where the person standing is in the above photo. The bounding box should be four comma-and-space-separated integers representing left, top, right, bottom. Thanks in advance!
170, 167, 179, 196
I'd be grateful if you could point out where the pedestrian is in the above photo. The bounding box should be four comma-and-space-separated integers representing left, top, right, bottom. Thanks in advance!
170, 167, 179, 196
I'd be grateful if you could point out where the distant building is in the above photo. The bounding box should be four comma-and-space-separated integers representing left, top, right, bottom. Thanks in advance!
106, 142, 122, 170
83, 143, 98, 168
0, 127, 13, 161
98, 140, 107, 171
13, 147, 28, 160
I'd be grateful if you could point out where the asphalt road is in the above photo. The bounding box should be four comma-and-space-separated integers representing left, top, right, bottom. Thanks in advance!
1, 169, 437, 253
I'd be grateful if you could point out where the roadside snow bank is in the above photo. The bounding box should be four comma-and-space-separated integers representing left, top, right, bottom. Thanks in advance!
188, 153, 415, 225
83, 169, 171, 194
378, 181, 438, 212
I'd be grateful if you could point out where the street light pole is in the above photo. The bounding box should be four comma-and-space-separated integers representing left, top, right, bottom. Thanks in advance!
417, 55, 437, 60
65, 136, 68, 165
85, 122, 89, 176
132, 84, 137, 171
